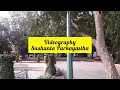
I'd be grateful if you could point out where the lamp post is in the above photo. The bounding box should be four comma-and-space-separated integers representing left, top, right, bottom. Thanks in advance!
67, 11, 73, 79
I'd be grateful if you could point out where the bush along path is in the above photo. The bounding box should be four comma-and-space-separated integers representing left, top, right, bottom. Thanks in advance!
0, 55, 15, 79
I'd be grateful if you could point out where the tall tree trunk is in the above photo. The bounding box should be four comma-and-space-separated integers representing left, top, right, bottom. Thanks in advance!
93, 11, 120, 79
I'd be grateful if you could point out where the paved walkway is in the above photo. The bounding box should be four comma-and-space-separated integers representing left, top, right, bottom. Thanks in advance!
14, 61, 120, 79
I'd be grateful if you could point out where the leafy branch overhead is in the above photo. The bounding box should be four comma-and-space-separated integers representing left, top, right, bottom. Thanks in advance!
1, 11, 120, 63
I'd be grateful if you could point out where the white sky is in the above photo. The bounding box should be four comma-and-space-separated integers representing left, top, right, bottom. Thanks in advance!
0, 11, 11, 18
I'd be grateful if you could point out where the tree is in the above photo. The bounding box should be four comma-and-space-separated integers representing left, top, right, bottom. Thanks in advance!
29, 11, 64, 76
0, 22, 14, 79
93, 11, 120, 79
0, 23, 11, 54
8, 11, 38, 58
29, 11, 67, 37
103, 11, 120, 63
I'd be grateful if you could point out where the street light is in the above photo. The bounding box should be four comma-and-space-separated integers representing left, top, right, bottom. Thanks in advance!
67, 11, 73, 79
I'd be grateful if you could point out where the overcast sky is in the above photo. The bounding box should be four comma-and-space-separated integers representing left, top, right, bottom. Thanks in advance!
0, 11, 11, 18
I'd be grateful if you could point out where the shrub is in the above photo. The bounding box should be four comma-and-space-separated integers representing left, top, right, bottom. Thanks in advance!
0, 55, 15, 79
44, 54, 49, 64
16, 54, 19, 62
37, 54, 40, 63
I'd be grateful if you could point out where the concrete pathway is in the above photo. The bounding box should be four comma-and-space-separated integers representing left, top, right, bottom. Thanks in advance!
14, 61, 120, 79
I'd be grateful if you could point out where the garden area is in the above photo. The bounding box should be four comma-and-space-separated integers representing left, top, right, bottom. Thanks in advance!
0, 11, 120, 79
